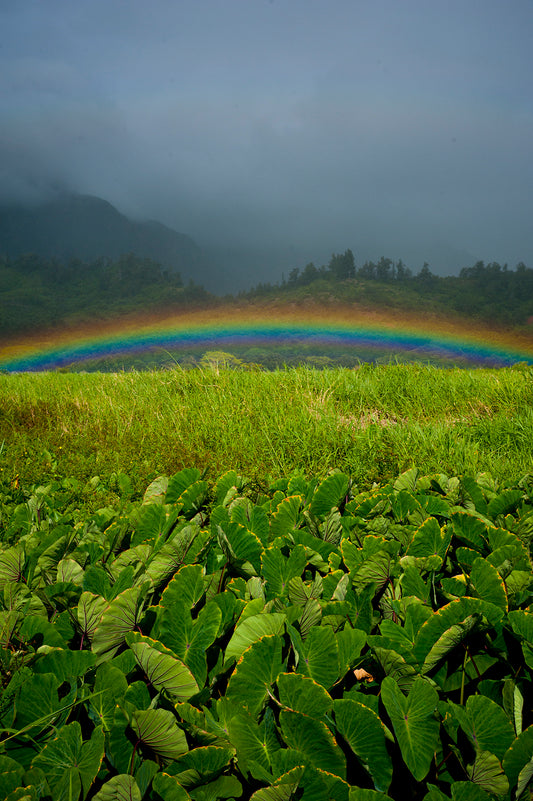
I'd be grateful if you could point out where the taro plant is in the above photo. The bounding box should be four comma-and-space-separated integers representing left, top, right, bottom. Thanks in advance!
0, 465, 531, 800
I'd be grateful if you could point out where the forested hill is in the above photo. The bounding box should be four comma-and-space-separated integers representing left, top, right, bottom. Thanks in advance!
244, 250, 533, 330
0, 247, 532, 339
0, 193, 203, 280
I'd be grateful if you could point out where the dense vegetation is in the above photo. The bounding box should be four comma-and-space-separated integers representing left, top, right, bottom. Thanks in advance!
1, 251, 532, 341
0, 462, 532, 800
0, 252, 212, 336
245, 251, 533, 331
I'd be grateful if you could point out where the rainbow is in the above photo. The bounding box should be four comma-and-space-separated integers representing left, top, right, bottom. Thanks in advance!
1, 306, 532, 371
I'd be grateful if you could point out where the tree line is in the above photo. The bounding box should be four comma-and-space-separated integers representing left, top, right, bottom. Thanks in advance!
246, 250, 533, 328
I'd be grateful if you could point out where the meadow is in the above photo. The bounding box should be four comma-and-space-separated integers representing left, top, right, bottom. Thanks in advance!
1, 362, 532, 496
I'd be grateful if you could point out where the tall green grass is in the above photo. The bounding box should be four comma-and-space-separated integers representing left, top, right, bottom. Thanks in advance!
1, 363, 532, 494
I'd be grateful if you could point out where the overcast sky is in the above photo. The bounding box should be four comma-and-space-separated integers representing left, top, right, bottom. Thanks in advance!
1, 0, 532, 278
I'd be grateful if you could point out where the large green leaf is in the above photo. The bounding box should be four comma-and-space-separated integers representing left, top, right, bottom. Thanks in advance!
380, 676, 440, 781
334, 698, 393, 792
151, 772, 191, 800
503, 723, 533, 796
467, 750, 509, 797
89, 663, 128, 732
449, 695, 516, 762
413, 597, 504, 669
224, 612, 286, 665
31, 722, 104, 801
131, 708, 189, 762
470, 557, 508, 612
249, 767, 304, 801
227, 711, 272, 782
279, 709, 346, 779
167, 745, 233, 789
126, 633, 199, 701
92, 774, 142, 801
348, 791, 394, 801
156, 600, 221, 686
226, 635, 285, 718
92, 586, 143, 663
277, 672, 332, 719
293, 624, 339, 689
309, 473, 350, 517
160, 564, 205, 610
406, 517, 450, 561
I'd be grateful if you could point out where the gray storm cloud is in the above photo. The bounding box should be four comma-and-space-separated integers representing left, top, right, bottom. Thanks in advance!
1, 0, 532, 282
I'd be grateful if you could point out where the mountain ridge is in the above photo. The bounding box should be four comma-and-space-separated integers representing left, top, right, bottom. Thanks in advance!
0, 192, 204, 280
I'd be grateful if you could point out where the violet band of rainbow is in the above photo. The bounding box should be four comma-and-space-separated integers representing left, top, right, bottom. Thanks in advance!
1, 316, 532, 371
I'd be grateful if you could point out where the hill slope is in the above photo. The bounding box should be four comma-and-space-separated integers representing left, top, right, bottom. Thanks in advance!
0, 193, 203, 279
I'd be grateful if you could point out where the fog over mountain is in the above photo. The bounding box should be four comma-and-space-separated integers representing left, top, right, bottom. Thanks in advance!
1, 0, 532, 290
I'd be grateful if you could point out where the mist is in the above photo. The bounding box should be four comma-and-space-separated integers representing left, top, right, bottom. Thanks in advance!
1, 0, 532, 287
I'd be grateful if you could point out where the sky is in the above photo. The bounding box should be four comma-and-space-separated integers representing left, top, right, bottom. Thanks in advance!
1, 0, 532, 284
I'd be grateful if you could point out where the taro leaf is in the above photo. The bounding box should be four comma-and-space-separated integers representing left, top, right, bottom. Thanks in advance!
15, 673, 62, 731
227, 711, 273, 782
372, 647, 418, 693
92, 774, 142, 801
507, 610, 533, 670
143, 475, 169, 504
450, 511, 488, 551
19, 614, 66, 648
487, 489, 523, 518
0, 547, 25, 589
335, 627, 366, 675
470, 557, 508, 612
157, 600, 221, 687
57, 558, 84, 585
92, 586, 145, 663
298, 599, 322, 639
279, 710, 346, 779
165, 468, 202, 504
249, 767, 304, 801
145, 524, 201, 587
89, 663, 128, 732
277, 672, 332, 719
33, 649, 96, 683
151, 772, 191, 800
503, 724, 533, 796
232, 503, 270, 547
0, 756, 24, 799
293, 624, 339, 690
160, 564, 205, 611
502, 678, 523, 736
261, 545, 307, 600
0, 611, 22, 648
450, 783, 492, 801
421, 613, 481, 675
467, 750, 509, 797
270, 496, 304, 538
126, 633, 199, 701
131, 708, 188, 761
167, 745, 233, 788
406, 517, 450, 561
413, 597, 504, 670
447, 695, 515, 763
309, 473, 350, 517
352, 550, 395, 594
462, 476, 488, 515
226, 635, 285, 718
394, 468, 419, 494
31, 722, 104, 801
224, 612, 286, 665
380, 676, 439, 782
334, 698, 393, 792
216, 519, 263, 576
348, 791, 394, 801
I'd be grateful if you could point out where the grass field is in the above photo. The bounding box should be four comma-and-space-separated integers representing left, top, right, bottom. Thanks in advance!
1, 363, 532, 497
